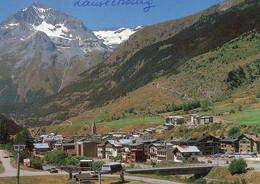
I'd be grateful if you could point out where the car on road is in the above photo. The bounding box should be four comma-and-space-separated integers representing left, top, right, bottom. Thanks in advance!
228, 155, 235, 158
247, 167, 255, 171
50, 168, 58, 173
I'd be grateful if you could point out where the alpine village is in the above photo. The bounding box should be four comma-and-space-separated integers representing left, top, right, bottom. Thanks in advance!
0, 0, 260, 184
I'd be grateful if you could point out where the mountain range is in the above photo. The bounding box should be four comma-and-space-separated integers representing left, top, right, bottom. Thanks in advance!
0, 2, 137, 103
0, 0, 259, 128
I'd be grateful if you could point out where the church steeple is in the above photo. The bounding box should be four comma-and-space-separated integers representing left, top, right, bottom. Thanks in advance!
91, 121, 96, 135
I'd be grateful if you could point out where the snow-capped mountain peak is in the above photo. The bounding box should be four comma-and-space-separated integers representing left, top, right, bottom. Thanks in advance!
0, 2, 111, 102
94, 26, 142, 49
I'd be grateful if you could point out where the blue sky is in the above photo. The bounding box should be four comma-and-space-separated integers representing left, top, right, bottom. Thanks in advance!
0, 0, 224, 30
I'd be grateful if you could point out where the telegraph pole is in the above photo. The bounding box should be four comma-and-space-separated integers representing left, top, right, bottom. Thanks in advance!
14, 145, 26, 184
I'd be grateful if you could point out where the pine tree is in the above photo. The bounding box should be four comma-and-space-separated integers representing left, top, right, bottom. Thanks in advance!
14, 129, 34, 151
0, 120, 10, 144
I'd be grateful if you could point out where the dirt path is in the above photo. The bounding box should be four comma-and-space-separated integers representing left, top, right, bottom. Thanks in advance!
0, 150, 51, 177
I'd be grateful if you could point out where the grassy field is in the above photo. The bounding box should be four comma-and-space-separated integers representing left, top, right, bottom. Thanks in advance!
97, 116, 164, 130
225, 108, 260, 125
0, 175, 68, 184
0, 175, 151, 184
206, 167, 260, 184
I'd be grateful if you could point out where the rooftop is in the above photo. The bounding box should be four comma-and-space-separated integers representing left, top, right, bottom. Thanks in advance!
174, 146, 200, 153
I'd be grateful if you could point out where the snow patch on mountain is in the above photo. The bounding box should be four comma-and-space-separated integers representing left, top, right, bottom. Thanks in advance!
32, 21, 71, 39
1, 23, 19, 30
94, 26, 142, 48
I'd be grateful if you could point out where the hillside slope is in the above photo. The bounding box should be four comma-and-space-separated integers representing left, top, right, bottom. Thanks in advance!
37, 29, 260, 137
0, 0, 259, 127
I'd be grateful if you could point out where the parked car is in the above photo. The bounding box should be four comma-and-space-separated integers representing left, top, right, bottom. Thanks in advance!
50, 168, 58, 173
247, 167, 254, 171
221, 154, 228, 158
228, 155, 235, 158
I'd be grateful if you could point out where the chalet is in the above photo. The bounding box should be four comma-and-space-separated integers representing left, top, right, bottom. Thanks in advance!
121, 140, 145, 163
238, 133, 260, 154
219, 137, 239, 154
171, 136, 195, 146
149, 142, 173, 163
138, 139, 158, 160
33, 143, 51, 154
200, 116, 213, 124
40, 133, 64, 148
173, 146, 200, 162
190, 114, 200, 125
188, 134, 220, 155
163, 123, 175, 131
163, 116, 185, 131
149, 143, 165, 163
157, 147, 174, 163
166, 116, 185, 125
104, 140, 122, 159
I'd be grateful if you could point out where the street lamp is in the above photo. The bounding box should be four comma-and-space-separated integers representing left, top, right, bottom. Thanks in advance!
13, 145, 26, 184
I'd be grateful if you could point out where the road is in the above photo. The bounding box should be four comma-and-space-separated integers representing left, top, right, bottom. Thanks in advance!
0, 150, 184, 183
0, 150, 54, 177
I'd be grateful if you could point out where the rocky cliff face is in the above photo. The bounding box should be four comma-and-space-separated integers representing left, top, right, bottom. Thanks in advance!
0, 2, 111, 102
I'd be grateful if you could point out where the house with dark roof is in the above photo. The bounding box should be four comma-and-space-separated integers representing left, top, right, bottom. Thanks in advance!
173, 146, 200, 162
200, 116, 213, 124
121, 140, 145, 163
163, 116, 185, 131
189, 114, 213, 125
104, 140, 123, 159
148, 142, 173, 163
188, 134, 220, 155
238, 133, 260, 154
219, 137, 239, 153
190, 114, 200, 125
149, 143, 165, 163
33, 143, 51, 154
157, 146, 174, 163
171, 136, 199, 147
